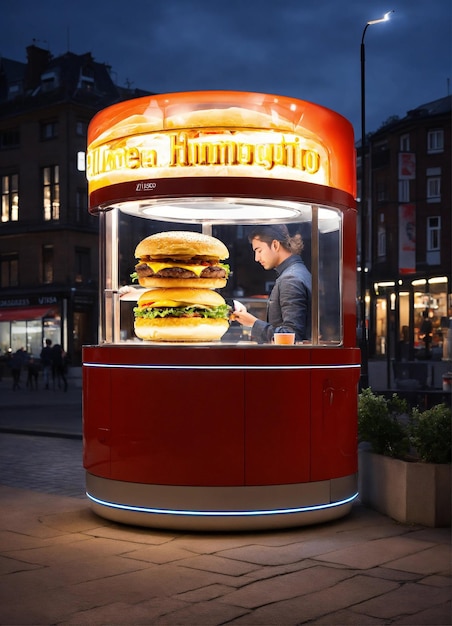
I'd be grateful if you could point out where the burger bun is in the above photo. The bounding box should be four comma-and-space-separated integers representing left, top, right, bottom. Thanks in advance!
135, 231, 229, 261
134, 316, 229, 343
137, 276, 227, 289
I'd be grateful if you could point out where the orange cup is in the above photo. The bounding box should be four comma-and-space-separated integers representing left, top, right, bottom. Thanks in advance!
274, 333, 295, 345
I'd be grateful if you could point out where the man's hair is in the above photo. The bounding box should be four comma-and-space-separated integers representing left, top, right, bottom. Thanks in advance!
248, 225, 304, 254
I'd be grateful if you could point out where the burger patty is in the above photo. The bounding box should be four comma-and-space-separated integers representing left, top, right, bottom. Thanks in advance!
135, 263, 226, 279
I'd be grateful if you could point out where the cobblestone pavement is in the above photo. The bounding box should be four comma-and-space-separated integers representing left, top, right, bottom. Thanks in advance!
0, 433, 85, 498
0, 372, 451, 625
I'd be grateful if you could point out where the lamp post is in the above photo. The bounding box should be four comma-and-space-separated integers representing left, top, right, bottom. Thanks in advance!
359, 10, 393, 389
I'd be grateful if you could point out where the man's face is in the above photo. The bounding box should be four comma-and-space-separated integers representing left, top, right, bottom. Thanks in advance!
252, 237, 278, 270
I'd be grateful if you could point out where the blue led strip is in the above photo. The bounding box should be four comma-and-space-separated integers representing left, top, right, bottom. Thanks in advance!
86, 492, 359, 517
84, 362, 361, 371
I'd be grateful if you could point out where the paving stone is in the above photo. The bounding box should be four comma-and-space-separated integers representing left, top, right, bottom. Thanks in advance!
179, 553, 260, 576
352, 581, 452, 620
384, 544, 452, 576
313, 535, 435, 569
216, 564, 356, 609
62, 598, 191, 625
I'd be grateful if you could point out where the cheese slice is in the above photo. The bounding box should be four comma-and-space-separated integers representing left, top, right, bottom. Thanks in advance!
143, 300, 210, 309
146, 300, 183, 308
145, 261, 207, 277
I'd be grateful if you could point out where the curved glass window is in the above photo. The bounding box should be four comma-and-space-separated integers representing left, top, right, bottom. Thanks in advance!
99, 200, 343, 347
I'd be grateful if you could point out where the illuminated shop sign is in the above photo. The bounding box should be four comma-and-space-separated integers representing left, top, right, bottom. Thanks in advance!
87, 129, 327, 188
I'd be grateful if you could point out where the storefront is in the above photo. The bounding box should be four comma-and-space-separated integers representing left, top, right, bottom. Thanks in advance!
0, 296, 61, 357
373, 275, 450, 362
0, 290, 97, 365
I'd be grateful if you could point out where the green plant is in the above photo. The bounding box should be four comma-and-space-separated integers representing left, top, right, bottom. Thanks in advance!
358, 388, 410, 458
410, 403, 452, 464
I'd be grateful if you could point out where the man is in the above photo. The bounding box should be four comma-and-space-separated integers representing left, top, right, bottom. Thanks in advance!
40, 339, 53, 390
232, 225, 311, 343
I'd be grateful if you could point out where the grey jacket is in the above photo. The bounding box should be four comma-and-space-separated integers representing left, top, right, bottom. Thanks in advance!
251, 255, 311, 344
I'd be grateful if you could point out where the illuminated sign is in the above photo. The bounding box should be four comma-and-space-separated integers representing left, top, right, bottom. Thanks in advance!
87, 128, 328, 190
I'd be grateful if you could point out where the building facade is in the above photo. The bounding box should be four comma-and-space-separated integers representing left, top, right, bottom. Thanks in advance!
0, 45, 151, 365
360, 96, 451, 367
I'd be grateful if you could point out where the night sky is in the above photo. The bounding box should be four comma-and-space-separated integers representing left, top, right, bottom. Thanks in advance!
2, 0, 450, 138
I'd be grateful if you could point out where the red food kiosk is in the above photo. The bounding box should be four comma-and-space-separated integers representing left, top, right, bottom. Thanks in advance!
83, 91, 360, 530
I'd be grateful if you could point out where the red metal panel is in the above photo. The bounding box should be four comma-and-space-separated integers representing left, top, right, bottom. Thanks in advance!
244, 347, 311, 485
82, 363, 112, 477
108, 367, 245, 486
310, 349, 360, 481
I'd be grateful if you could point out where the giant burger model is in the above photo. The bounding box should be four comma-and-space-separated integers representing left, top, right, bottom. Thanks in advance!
134, 287, 230, 342
133, 231, 231, 342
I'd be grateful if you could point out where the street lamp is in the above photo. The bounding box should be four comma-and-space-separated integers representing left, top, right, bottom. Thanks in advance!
359, 10, 394, 389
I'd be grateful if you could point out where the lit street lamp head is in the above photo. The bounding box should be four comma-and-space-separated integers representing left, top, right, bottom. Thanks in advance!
368, 10, 394, 26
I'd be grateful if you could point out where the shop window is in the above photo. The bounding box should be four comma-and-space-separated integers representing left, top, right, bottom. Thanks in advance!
42, 245, 54, 283
1, 174, 19, 222
42, 165, 60, 220
427, 129, 444, 153
0, 253, 19, 287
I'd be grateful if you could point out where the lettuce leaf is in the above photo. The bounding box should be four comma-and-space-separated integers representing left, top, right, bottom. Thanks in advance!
134, 304, 231, 320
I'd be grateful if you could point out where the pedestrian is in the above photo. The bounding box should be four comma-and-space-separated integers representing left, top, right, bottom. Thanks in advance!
231, 224, 312, 343
52, 344, 68, 391
419, 309, 433, 359
40, 339, 53, 390
26, 356, 39, 390
10, 348, 26, 391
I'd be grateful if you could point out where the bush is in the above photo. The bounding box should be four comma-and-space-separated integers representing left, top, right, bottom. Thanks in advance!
358, 388, 410, 458
410, 404, 452, 464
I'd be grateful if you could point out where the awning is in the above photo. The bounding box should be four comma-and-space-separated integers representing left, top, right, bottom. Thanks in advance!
0, 307, 53, 322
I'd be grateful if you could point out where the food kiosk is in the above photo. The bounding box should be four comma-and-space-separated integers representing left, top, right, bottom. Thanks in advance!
83, 91, 360, 530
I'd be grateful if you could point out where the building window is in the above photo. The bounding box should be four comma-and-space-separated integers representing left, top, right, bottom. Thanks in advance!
42, 245, 54, 284
427, 176, 441, 202
376, 180, 388, 202
76, 188, 87, 222
0, 253, 19, 287
41, 71, 58, 92
399, 134, 410, 151
398, 179, 410, 203
41, 121, 58, 140
75, 247, 91, 282
1, 174, 19, 222
42, 165, 60, 220
427, 217, 441, 251
0, 128, 20, 149
76, 121, 88, 136
427, 129, 444, 153
377, 225, 386, 258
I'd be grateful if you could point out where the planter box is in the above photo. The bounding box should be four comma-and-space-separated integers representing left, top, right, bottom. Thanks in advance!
358, 448, 451, 527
